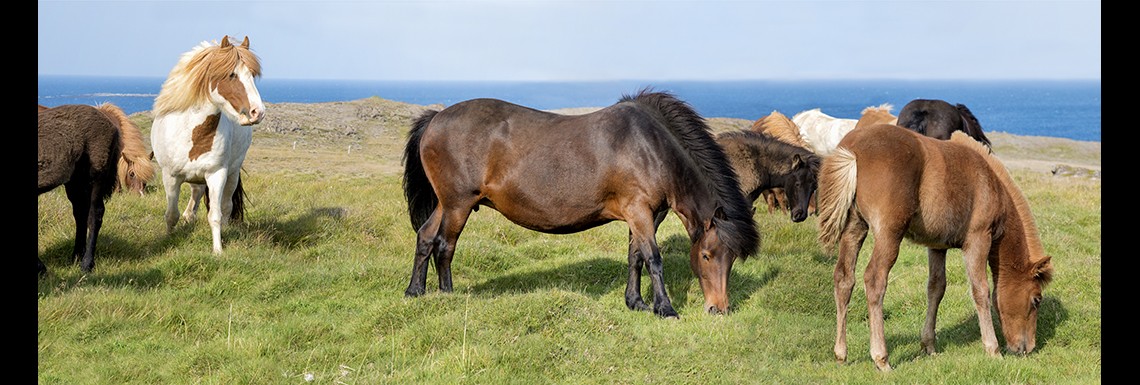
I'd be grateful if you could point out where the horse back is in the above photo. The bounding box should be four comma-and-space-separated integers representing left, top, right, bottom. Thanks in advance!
841, 123, 1005, 249
38, 105, 122, 194
418, 98, 678, 229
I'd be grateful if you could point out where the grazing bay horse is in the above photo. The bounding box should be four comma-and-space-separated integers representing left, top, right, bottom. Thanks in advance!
402, 90, 760, 317
150, 36, 264, 254
816, 123, 1054, 371
715, 130, 820, 223
896, 99, 991, 148
38, 104, 123, 275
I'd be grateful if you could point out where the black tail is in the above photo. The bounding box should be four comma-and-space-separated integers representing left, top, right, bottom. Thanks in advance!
231, 176, 246, 222
403, 109, 440, 230
954, 103, 992, 149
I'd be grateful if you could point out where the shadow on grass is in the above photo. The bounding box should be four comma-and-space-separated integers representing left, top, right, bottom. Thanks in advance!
882, 295, 1069, 368
466, 233, 776, 313
37, 206, 346, 294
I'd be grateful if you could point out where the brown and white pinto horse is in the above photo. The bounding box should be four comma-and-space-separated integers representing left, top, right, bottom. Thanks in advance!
150, 36, 265, 254
816, 123, 1053, 371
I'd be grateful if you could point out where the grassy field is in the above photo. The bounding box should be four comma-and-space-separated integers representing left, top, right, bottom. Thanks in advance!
37, 104, 1100, 384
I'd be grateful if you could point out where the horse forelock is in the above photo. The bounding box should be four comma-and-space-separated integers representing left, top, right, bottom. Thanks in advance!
154, 38, 262, 116
624, 89, 760, 259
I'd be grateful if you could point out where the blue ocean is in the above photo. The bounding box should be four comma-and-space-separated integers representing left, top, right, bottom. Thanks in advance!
38, 75, 1101, 142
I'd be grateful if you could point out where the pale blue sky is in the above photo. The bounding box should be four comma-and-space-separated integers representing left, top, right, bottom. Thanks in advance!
38, 0, 1101, 81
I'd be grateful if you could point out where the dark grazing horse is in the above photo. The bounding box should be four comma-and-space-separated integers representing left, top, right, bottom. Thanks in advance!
715, 130, 821, 223
896, 99, 991, 148
38, 104, 123, 275
816, 123, 1053, 371
402, 90, 760, 317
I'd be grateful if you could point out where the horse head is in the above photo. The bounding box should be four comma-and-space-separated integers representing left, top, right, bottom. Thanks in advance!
689, 207, 738, 314
994, 255, 1054, 354
779, 152, 821, 223
210, 36, 265, 126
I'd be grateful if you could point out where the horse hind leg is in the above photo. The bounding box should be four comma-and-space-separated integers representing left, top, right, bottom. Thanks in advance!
433, 206, 475, 293
406, 208, 443, 297
181, 183, 206, 225
161, 173, 185, 233
833, 211, 867, 365
921, 248, 948, 355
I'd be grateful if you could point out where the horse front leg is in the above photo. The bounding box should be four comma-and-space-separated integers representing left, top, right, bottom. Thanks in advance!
921, 248, 948, 355
629, 213, 677, 318
624, 235, 649, 312
833, 213, 867, 364
405, 209, 442, 297
204, 173, 228, 254
962, 236, 1000, 357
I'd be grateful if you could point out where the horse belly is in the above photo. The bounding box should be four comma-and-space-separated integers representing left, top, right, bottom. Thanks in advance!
152, 117, 251, 182
482, 189, 613, 234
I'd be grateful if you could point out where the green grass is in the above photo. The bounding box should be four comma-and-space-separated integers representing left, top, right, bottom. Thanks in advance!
38, 169, 1100, 384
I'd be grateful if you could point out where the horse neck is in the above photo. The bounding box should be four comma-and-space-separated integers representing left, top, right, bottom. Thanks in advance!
961, 133, 1048, 277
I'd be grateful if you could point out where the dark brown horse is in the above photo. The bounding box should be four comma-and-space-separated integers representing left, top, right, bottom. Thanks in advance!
402, 90, 760, 317
38, 104, 123, 275
715, 130, 820, 223
896, 99, 991, 147
816, 123, 1054, 371
41, 104, 157, 196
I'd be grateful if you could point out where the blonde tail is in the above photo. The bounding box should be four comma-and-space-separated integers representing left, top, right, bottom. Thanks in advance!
816, 147, 859, 251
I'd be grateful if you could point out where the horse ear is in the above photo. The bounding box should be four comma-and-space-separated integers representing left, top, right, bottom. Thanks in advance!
220, 36, 232, 48
705, 206, 728, 231
241, 36, 250, 49
791, 153, 803, 169
1035, 256, 1054, 285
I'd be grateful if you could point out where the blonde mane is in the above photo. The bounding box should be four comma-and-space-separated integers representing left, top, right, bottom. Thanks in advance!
153, 36, 262, 116
751, 110, 808, 148
949, 132, 1048, 265
95, 103, 156, 192
855, 103, 898, 130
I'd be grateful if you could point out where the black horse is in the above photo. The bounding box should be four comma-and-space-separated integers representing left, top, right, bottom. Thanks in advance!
38, 104, 123, 276
896, 99, 991, 148
715, 130, 821, 223
402, 89, 760, 317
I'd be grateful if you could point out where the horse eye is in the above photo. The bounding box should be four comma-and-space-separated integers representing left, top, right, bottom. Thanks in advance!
702, 253, 710, 261
1031, 296, 1042, 309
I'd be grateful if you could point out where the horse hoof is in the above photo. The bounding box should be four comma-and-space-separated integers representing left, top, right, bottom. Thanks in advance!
404, 288, 425, 297
655, 307, 679, 319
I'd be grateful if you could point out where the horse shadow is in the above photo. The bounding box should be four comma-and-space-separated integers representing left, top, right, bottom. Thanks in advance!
469, 233, 777, 313
38, 205, 348, 294
37, 233, 169, 294
879, 293, 1069, 367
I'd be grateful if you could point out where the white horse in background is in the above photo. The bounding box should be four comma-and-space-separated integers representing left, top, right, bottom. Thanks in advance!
792, 108, 858, 156
150, 35, 265, 254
